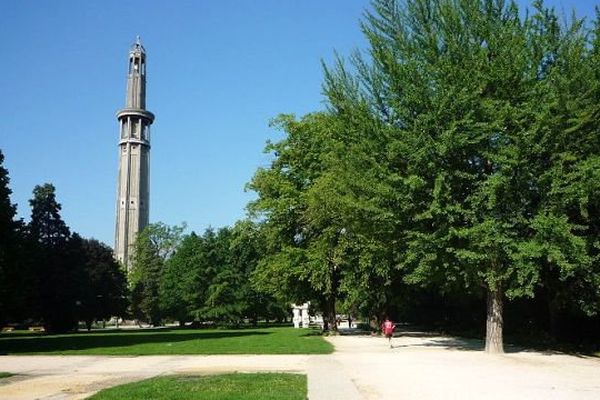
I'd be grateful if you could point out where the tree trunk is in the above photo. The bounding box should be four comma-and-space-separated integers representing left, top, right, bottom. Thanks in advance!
485, 287, 504, 353
323, 295, 337, 332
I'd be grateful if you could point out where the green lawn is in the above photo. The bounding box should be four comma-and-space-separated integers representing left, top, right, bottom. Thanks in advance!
88, 373, 306, 400
0, 327, 332, 355
0, 372, 13, 379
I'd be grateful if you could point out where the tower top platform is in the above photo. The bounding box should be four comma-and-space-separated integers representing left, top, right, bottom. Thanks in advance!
130, 35, 145, 54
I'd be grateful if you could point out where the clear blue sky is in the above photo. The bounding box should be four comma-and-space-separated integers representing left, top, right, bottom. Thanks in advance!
0, 1, 595, 246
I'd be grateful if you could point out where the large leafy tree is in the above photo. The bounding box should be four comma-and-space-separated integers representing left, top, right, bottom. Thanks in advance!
321, 0, 599, 352
249, 113, 350, 330
249, 101, 410, 330
521, 6, 600, 334
160, 232, 204, 324
79, 238, 128, 330
160, 222, 286, 326
28, 183, 83, 332
188, 227, 249, 325
229, 220, 288, 324
250, 0, 600, 350
130, 222, 185, 325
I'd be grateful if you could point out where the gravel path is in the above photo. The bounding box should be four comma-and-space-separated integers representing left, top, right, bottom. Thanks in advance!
327, 330, 600, 399
0, 330, 598, 399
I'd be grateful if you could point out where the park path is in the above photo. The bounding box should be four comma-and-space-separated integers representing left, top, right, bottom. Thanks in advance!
325, 329, 600, 399
0, 329, 599, 399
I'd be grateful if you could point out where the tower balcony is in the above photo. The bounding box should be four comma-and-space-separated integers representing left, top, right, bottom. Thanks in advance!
118, 138, 151, 148
116, 108, 155, 123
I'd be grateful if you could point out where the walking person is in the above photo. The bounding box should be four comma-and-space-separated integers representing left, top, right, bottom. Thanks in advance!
381, 317, 396, 348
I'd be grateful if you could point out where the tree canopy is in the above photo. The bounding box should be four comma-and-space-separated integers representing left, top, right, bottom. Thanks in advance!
248, 0, 600, 352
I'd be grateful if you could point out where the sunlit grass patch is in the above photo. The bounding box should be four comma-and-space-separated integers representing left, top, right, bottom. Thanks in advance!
88, 373, 306, 400
0, 326, 332, 355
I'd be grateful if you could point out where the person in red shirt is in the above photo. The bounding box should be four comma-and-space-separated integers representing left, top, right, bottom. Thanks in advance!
381, 317, 396, 348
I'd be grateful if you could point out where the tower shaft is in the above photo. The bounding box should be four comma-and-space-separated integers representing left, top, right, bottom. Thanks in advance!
115, 38, 154, 270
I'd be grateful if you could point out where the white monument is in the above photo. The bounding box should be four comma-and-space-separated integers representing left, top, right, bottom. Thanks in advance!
291, 302, 311, 328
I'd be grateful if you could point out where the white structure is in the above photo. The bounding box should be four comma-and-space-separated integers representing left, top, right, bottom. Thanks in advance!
114, 37, 154, 270
292, 307, 301, 329
291, 303, 311, 328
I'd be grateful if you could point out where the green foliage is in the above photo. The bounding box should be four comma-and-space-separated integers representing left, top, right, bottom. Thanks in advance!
160, 232, 203, 323
89, 373, 307, 400
27, 184, 83, 332
248, 0, 600, 348
160, 222, 286, 325
130, 222, 186, 326
78, 239, 128, 329
0, 155, 131, 330
0, 150, 25, 324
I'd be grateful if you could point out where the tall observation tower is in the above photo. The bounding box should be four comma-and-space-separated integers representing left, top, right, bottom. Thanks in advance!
114, 37, 154, 269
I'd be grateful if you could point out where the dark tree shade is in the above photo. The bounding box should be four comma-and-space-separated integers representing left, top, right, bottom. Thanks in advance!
0, 150, 21, 324
28, 183, 80, 332
79, 238, 128, 330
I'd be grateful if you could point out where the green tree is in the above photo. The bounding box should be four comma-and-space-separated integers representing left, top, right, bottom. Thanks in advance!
160, 222, 286, 326
519, 6, 600, 334
130, 222, 185, 325
248, 113, 349, 330
79, 238, 128, 330
319, 0, 599, 352
160, 232, 204, 324
28, 183, 82, 332
230, 220, 287, 324
0, 150, 25, 324
249, 0, 600, 350
193, 227, 238, 323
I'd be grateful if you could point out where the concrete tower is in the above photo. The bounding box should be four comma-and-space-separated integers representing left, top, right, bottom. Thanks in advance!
114, 37, 154, 269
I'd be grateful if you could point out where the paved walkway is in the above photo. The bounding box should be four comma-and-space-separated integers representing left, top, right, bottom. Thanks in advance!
0, 330, 599, 399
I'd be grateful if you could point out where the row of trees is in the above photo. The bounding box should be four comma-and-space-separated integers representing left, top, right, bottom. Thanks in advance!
0, 150, 127, 332
0, 149, 287, 331
246, 0, 600, 353
129, 221, 288, 327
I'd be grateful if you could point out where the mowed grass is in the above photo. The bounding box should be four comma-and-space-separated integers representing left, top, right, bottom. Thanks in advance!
0, 327, 332, 355
0, 372, 13, 379
88, 373, 306, 400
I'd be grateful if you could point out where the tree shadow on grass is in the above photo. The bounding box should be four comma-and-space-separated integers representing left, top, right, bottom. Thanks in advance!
0, 329, 270, 355
300, 330, 325, 337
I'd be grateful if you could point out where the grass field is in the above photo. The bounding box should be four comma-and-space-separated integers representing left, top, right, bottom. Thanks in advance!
0, 372, 13, 379
88, 373, 306, 400
0, 327, 332, 355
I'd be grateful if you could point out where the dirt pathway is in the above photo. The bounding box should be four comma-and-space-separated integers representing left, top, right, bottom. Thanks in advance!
327, 330, 600, 399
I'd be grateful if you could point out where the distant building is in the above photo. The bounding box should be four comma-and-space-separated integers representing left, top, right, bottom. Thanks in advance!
114, 37, 154, 270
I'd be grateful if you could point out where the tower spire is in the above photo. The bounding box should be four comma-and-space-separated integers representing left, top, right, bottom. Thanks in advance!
114, 38, 155, 269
